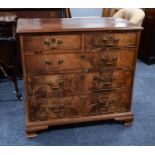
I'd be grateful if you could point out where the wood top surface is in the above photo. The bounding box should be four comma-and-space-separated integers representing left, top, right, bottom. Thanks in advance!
17, 17, 142, 34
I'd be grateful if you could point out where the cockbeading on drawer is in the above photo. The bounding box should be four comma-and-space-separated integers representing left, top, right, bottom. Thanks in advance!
29, 89, 131, 122
25, 49, 136, 74
27, 70, 133, 98
85, 31, 137, 49
22, 34, 82, 51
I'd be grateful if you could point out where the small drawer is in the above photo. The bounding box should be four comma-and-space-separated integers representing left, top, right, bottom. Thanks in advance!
29, 89, 131, 122
28, 70, 133, 98
22, 34, 81, 51
25, 49, 136, 74
85, 32, 137, 49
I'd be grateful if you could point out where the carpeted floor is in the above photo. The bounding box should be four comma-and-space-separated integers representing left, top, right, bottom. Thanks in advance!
0, 60, 155, 146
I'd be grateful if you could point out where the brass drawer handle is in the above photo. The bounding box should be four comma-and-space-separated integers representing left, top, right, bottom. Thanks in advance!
111, 77, 116, 81
48, 103, 65, 113
44, 59, 52, 64
97, 98, 106, 104
102, 37, 108, 41
51, 86, 60, 90
48, 85, 59, 90
47, 81, 53, 86
97, 99, 114, 104
93, 76, 116, 83
47, 79, 65, 88
105, 62, 113, 65
47, 81, 59, 89
100, 77, 105, 81
101, 57, 107, 61
44, 38, 63, 49
100, 35, 119, 47
101, 56, 117, 65
108, 100, 114, 104
101, 36, 119, 42
104, 82, 112, 86
112, 56, 117, 61
100, 77, 116, 81
48, 103, 64, 109
57, 59, 63, 64
101, 56, 117, 61
44, 39, 50, 45
44, 59, 63, 68
59, 80, 65, 86
57, 39, 63, 44
107, 43, 114, 47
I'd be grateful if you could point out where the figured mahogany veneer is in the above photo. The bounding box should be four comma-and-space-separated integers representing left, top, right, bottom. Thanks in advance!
25, 50, 136, 74
17, 18, 142, 137
22, 34, 81, 51
28, 70, 133, 98
85, 32, 137, 49
29, 89, 131, 122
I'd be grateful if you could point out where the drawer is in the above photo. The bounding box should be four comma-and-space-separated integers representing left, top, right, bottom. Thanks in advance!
85, 32, 137, 49
22, 34, 81, 51
28, 70, 133, 98
25, 50, 136, 74
29, 89, 131, 122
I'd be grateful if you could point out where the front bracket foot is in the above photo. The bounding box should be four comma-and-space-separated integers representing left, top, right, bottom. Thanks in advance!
27, 132, 37, 138
124, 120, 133, 126
115, 113, 134, 126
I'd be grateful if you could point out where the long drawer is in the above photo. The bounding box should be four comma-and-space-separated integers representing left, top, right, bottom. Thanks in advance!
25, 50, 136, 74
29, 89, 131, 122
28, 70, 133, 98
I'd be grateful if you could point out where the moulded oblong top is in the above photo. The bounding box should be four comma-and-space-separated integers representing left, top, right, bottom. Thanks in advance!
17, 17, 143, 34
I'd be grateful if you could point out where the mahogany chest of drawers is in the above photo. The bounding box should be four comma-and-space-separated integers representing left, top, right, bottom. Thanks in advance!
17, 18, 142, 137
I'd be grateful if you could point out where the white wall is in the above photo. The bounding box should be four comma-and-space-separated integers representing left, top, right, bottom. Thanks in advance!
70, 8, 103, 17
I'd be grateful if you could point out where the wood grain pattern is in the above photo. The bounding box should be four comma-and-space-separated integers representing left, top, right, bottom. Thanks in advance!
17, 17, 142, 137
85, 32, 137, 49
25, 50, 135, 74
16, 18, 142, 34
28, 70, 133, 98
29, 89, 131, 122
22, 34, 82, 51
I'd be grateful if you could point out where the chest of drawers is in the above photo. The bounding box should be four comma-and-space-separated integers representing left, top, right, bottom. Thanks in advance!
17, 18, 142, 137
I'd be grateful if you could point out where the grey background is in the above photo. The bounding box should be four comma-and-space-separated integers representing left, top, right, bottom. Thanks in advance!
70, 8, 103, 17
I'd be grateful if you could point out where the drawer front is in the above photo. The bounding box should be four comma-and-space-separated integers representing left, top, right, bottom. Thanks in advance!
22, 34, 81, 51
28, 70, 133, 98
29, 89, 131, 122
85, 32, 137, 49
25, 50, 135, 74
